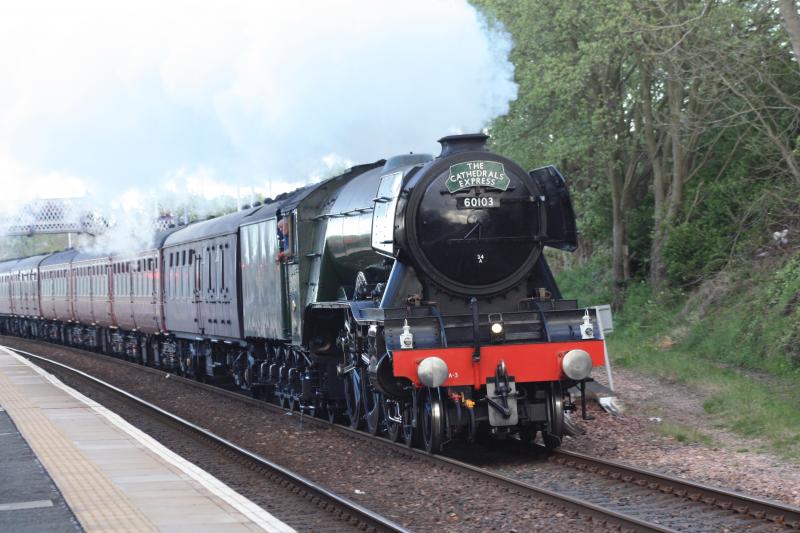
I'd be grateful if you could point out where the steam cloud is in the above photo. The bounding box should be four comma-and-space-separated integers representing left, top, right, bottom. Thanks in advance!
0, 0, 517, 255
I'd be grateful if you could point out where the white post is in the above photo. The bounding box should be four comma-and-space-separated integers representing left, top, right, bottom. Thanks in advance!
596, 311, 615, 392
602, 338, 615, 392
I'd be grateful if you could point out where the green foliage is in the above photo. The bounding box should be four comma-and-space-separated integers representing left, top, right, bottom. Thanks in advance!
661, 132, 770, 287
476, 0, 799, 296
0, 234, 71, 261
625, 193, 655, 277
570, 182, 613, 250
553, 250, 613, 306
556, 252, 800, 459
474, 0, 639, 173
679, 254, 800, 372
662, 222, 728, 286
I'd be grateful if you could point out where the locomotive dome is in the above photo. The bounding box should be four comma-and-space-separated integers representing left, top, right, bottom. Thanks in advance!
400, 134, 545, 296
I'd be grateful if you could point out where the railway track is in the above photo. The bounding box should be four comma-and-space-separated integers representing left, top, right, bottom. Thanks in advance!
7, 347, 409, 533
8, 341, 800, 532
545, 448, 800, 530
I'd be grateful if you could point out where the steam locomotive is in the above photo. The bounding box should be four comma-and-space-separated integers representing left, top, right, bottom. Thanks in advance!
0, 134, 605, 452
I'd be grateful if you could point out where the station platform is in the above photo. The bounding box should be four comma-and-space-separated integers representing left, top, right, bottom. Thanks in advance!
0, 347, 294, 533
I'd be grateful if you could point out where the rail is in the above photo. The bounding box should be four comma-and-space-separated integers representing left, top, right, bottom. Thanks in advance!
6, 347, 410, 533
11, 340, 800, 531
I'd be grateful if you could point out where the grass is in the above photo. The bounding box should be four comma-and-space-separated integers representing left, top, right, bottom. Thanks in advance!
657, 421, 715, 446
556, 251, 800, 461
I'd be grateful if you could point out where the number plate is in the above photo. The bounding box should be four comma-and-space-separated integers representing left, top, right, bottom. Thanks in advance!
457, 196, 501, 209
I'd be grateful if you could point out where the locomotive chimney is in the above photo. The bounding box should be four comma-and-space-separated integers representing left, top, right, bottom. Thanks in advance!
437, 133, 489, 158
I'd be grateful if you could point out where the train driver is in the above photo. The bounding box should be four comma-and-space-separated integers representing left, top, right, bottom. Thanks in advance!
276, 211, 292, 263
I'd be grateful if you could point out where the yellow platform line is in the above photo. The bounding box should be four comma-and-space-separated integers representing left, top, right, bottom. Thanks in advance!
0, 358, 158, 533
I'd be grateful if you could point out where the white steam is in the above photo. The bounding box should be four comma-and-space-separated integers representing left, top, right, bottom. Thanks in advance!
0, 0, 517, 255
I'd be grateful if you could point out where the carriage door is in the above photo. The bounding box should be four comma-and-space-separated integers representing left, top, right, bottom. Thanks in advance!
201, 246, 211, 336
209, 242, 218, 336
218, 238, 232, 337
192, 249, 203, 334
284, 211, 301, 343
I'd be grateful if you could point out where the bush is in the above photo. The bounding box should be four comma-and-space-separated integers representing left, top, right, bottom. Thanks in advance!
553, 249, 613, 306
662, 221, 729, 286
662, 162, 763, 287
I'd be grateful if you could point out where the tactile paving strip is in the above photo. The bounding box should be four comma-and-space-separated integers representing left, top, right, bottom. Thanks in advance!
0, 359, 158, 533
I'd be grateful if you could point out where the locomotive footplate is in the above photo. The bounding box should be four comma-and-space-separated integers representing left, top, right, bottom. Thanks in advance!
485, 376, 519, 426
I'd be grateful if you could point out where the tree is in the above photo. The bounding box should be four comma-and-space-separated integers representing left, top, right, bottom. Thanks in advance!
475, 0, 800, 297
779, 0, 800, 64
474, 0, 647, 306
631, 1, 729, 288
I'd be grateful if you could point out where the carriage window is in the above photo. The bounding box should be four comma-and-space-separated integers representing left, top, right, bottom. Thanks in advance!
189, 250, 194, 264
220, 245, 225, 289
148, 258, 153, 271
182, 250, 186, 266
169, 253, 173, 267
194, 251, 201, 293
207, 249, 212, 289
215, 245, 220, 290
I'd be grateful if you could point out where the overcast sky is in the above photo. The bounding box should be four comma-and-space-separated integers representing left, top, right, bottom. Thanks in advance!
0, 0, 517, 217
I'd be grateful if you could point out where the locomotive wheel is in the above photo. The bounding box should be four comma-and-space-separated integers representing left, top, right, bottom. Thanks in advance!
362, 368, 382, 435
544, 382, 565, 449
466, 408, 488, 445
401, 401, 417, 447
287, 350, 302, 412
421, 387, 445, 453
344, 368, 363, 430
